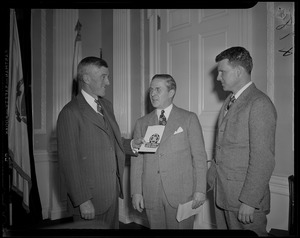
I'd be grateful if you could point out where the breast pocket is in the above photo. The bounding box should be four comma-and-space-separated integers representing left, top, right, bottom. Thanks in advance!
168, 131, 188, 152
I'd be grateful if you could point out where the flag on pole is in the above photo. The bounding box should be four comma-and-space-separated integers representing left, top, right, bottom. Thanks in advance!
8, 9, 31, 212
72, 20, 82, 98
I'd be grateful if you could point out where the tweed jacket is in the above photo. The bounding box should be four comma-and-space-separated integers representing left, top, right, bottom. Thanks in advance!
131, 105, 207, 209
57, 92, 135, 215
207, 83, 277, 212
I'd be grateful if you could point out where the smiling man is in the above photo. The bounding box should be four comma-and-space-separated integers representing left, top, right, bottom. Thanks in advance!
131, 74, 207, 229
57, 57, 143, 229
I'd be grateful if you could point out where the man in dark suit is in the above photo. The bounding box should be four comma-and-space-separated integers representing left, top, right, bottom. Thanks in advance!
207, 47, 277, 236
57, 57, 143, 229
131, 74, 207, 229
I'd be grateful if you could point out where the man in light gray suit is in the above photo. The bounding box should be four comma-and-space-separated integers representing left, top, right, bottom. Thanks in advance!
207, 47, 277, 236
131, 74, 207, 229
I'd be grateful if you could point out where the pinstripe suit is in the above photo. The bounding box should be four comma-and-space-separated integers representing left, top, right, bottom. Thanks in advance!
57, 92, 135, 228
207, 83, 277, 235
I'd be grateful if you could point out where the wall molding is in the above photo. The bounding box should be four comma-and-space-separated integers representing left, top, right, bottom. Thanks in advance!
113, 9, 131, 137
267, 2, 275, 103
269, 174, 289, 196
51, 9, 78, 151
34, 9, 47, 135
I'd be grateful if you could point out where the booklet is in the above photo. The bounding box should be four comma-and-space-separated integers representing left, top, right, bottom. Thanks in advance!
138, 125, 165, 153
176, 200, 203, 222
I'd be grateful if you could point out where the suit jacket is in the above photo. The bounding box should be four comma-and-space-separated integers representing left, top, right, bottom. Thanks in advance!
131, 105, 207, 209
57, 92, 135, 215
207, 83, 277, 212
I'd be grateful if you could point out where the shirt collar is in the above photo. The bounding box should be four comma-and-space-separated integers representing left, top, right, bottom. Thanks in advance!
156, 104, 173, 121
233, 81, 253, 99
81, 89, 98, 112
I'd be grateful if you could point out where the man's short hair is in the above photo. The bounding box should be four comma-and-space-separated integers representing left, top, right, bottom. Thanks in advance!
151, 74, 177, 93
77, 57, 108, 81
215, 46, 253, 74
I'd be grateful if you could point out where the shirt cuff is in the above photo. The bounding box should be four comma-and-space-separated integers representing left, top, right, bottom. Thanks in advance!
130, 139, 139, 154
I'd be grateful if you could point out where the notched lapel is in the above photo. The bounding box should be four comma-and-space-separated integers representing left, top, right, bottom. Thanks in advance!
77, 94, 108, 133
160, 106, 182, 145
99, 98, 124, 151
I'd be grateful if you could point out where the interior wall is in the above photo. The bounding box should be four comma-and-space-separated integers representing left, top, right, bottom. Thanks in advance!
251, 2, 294, 177
273, 2, 294, 177
79, 9, 113, 104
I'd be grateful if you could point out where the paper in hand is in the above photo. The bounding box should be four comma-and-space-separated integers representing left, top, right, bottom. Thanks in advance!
176, 200, 202, 222
138, 125, 165, 152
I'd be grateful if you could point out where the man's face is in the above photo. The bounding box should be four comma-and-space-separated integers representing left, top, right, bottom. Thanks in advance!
86, 65, 110, 97
149, 77, 174, 109
217, 59, 240, 93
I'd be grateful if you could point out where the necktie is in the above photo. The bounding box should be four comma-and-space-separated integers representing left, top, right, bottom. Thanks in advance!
224, 95, 236, 116
159, 110, 167, 125
94, 98, 104, 116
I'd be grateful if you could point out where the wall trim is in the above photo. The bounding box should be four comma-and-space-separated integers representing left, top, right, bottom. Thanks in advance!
34, 9, 47, 135
269, 174, 289, 196
51, 9, 78, 152
113, 9, 131, 138
267, 2, 275, 103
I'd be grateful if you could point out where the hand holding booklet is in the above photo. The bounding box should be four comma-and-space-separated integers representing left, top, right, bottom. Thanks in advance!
176, 200, 202, 222
138, 125, 165, 153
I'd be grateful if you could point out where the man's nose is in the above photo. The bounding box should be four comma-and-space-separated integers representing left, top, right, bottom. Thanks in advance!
105, 77, 110, 85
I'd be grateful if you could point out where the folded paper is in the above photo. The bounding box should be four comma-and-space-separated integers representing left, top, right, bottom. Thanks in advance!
176, 200, 202, 222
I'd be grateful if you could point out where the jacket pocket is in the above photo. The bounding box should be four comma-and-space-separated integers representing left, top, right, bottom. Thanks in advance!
227, 171, 246, 182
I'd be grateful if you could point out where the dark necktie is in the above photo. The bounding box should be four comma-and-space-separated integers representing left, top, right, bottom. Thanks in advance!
94, 98, 104, 116
226, 94, 236, 111
159, 110, 167, 125
224, 94, 236, 116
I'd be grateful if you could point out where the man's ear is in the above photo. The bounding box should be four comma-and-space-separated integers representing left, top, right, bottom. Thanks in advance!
82, 74, 90, 84
169, 89, 175, 98
236, 65, 244, 78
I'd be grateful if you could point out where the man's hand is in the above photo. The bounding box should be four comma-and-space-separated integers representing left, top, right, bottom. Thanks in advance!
79, 200, 95, 220
191, 192, 206, 209
132, 138, 145, 150
238, 203, 255, 224
132, 194, 144, 213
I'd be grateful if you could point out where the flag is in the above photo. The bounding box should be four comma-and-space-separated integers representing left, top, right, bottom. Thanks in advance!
72, 20, 82, 98
8, 9, 31, 213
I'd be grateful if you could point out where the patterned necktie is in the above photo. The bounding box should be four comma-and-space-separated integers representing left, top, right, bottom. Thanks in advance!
226, 94, 236, 111
224, 94, 236, 116
94, 98, 104, 116
159, 110, 167, 125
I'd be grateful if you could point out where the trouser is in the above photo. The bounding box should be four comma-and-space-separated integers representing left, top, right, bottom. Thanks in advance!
145, 179, 194, 229
215, 204, 268, 236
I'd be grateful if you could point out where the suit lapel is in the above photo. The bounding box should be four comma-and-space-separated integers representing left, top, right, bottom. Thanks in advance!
77, 93, 108, 133
220, 83, 257, 126
160, 105, 182, 145
99, 97, 124, 152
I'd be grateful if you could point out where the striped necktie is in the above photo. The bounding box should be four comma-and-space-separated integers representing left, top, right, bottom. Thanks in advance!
94, 98, 104, 116
226, 94, 236, 110
224, 94, 236, 116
